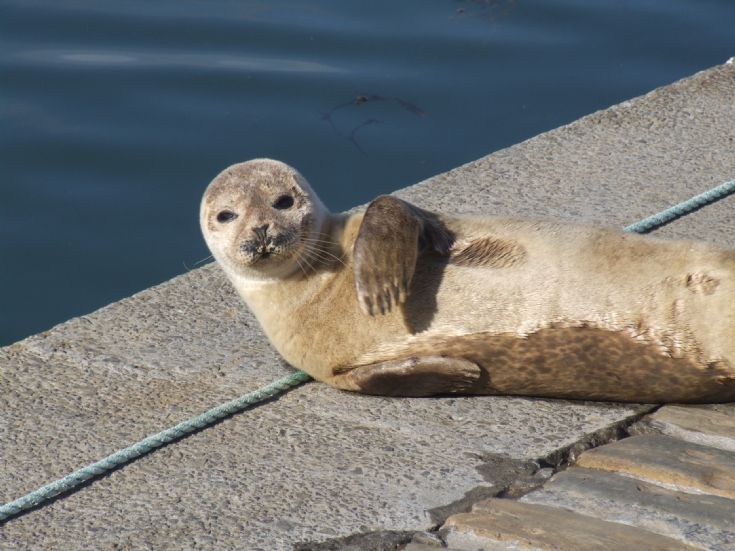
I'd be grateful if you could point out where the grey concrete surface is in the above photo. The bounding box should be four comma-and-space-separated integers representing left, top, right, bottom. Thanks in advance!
2, 60, 735, 549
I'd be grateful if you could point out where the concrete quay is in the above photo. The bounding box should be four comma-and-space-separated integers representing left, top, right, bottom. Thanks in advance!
2, 60, 734, 550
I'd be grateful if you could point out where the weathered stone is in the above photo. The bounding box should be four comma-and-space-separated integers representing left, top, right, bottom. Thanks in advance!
294, 530, 412, 550
403, 544, 448, 551
576, 434, 735, 499
631, 405, 735, 452
403, 544, 466, 551
408, 530, 445, 547
692, 404, 735, 417
442, 499, 697, 550
501, 466, 555, 498
522, 467, 735, 550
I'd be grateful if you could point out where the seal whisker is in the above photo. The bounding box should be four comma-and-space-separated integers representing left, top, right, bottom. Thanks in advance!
182, 254, 214, 272
305, 243, 347, 266
300, 236, 343, 250
299, 234, 347, 267
300, 236, 344, 249
193, 254, 214, 266
298, 247, 322, 274
302, 254, 319, 274
301, 247, 338, 269
302, 243, 347, 267
300, 232, 339, 243
294, 255, 309, 277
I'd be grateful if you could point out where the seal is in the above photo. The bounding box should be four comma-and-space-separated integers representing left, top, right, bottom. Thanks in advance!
200, 159, 735, 402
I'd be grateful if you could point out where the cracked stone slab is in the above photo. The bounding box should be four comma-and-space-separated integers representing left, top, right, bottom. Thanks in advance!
522, 468, 735, 550
3, 60, 735, 549
630, 405, 735, 452
441, 499, 697, 551
576, 434, 735, 500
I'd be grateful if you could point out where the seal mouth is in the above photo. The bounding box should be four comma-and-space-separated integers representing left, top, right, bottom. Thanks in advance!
238, 233, 298, 266
251, 249, 273, 264
241, 244, 275, 265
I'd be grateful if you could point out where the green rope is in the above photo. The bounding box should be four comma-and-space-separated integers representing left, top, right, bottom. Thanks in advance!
0, 370, 311, 522
624, 177, 735, 234
1, 176, 734, 523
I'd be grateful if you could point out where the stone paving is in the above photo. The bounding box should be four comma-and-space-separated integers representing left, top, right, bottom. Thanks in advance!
425, 405, 735, 550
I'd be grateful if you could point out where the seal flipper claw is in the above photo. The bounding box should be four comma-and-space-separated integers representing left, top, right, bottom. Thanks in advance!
329, 356, 482, 396
353, 195, 452, 315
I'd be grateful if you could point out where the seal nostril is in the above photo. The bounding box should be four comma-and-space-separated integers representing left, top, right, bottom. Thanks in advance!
253, 224, 269, 242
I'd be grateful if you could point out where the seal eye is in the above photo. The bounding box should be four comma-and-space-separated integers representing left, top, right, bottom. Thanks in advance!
216, 210, 237, 223
273, 195, 294, 210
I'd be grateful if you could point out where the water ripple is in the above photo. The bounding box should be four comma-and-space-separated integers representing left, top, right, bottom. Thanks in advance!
14, 49, 348, 74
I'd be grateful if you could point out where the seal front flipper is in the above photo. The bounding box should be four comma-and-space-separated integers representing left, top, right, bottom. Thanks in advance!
353, 195, 452, 315
328, 356, 481, 397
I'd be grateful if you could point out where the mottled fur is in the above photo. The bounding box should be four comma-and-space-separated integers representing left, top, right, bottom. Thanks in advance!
201, 159, 735, 402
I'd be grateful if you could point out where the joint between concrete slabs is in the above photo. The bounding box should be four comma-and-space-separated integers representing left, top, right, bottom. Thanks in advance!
537, 405, 661, 469
296, 405, 658, 550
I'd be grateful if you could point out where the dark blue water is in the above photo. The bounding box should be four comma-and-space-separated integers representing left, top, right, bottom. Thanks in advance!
1, 0, 734, 345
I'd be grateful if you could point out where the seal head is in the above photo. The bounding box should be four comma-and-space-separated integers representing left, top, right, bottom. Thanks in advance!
200, 159, 329, 281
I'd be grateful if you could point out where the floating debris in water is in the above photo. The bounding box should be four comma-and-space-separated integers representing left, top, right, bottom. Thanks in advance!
319, 94, 426, 154
347, 118, 382, 155
453, 0, 518, 23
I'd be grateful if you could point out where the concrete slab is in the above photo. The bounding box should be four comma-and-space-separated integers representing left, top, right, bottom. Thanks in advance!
522, 468, 735, 550
631, 405, 735, 452
1, 343, 645, 549
2, 60, 735, 548
442, 499, 697, 551
576, 434, 735, 499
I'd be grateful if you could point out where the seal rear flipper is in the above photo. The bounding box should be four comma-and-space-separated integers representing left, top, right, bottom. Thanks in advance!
328, 356, 482, 397
353, 195, 452, 316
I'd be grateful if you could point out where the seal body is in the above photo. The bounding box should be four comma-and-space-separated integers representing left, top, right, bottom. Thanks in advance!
201, 159, 735, 402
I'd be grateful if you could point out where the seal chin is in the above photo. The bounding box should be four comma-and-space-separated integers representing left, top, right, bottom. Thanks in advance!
239, 251, 273, 267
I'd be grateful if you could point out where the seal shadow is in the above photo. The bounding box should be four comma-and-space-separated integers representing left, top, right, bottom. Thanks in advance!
401, 252, 449, 334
